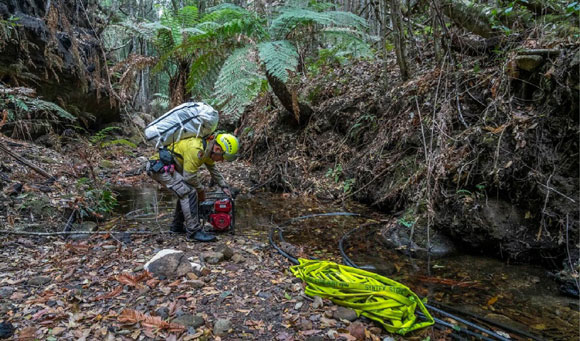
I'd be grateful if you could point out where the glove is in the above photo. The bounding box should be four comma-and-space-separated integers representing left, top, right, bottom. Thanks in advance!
197, 189, 206, 202
222, 186, 232, 198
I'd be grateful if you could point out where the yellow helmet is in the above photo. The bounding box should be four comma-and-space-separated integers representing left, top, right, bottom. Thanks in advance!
215, 133, 239, 161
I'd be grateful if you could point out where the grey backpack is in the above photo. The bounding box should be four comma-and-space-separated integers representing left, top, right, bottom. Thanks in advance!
145, 102, 219, 147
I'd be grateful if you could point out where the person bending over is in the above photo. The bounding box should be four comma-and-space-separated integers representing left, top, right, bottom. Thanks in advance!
147, 133, 239, 241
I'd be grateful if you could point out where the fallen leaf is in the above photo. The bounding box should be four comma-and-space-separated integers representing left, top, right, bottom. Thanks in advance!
92, 286, 123, 301
487, 296, 499, 306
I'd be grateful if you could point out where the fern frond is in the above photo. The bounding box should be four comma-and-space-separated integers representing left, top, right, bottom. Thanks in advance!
200, 7, 249, 24
213, 47, 266, 119
257, 40, 298, 83
177, 6, 199, 27
325, 11, 369, 31
270, 8, 334, 39
29, 99, 76, 121
187, 51, 227, 98
206, 3, 247, 13
321, 28, 374, 59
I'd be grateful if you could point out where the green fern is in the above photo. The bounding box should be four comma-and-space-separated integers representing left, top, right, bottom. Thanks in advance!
29, 99, 76, 121
213, 47, 266, 119
258, 40, 299, 83
270, 8, 334, 39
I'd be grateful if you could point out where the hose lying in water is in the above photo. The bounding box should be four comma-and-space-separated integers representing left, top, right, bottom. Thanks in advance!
339, 224, 539, 341
269, 212, 511, 341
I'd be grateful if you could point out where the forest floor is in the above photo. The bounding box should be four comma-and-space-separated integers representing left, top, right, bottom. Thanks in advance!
0, 136, 447, 341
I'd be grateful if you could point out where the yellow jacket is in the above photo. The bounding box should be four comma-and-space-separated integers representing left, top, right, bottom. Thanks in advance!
152, 137, 227, 191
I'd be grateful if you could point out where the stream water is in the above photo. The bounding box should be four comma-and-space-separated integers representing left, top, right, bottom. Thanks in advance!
113, 187, 578, 340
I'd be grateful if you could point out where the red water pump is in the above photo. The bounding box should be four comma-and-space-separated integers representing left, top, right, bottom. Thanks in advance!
199, 192, 235, 233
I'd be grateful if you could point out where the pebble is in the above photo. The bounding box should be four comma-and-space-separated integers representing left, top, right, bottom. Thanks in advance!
173, 314, 204, 328
312, 296, 323, 309
155, 307, 169, 320
334, 306, 357, 321
231, 254, 245, 263
28, 276, 51, 286
213, 318, 231, 336
215, 245, 234, 260
294, 301, 303, 310
189, 280, 205, 289
0, 287, 14, 298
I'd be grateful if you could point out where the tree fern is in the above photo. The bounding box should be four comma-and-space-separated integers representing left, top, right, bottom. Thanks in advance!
325, 11, 369, 31
213, 47, 266, 119
258, 40, 299, 83
270, 8, 334, 39
321, 28, 375, 58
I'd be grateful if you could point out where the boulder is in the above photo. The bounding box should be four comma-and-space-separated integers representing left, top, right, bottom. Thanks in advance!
515, 55, 544, 71
144, 249, 193, 279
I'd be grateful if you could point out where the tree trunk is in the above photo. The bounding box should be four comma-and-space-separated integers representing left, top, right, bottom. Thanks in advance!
169, 61, 190, 107
391, 0, 411, 81
266, 73, 313, 126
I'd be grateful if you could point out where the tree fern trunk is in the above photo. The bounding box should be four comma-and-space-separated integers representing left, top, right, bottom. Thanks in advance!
266, 72, 313, 126
391, 0, 411, 81
169, 61, 190, 107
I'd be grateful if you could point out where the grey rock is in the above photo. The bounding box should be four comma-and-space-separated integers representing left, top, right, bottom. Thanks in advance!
203, 251, 225, 264
215, 245, 234, 260
28, 276, 51, 286
300, 319, 313, 330
306, 337, 324, 341
516, 55, 544, 71
189, 280, 205, 289
173, 314, 204, 328
312, 296, 324, 309
258, 292, 272, 299
231, 253, 245, 263
383, 337, 396, 341
155, 307, 169, 320
144, 249, 193, 279
213, 318, 231, 336
334, 306, 358, 321
0, 286, 14, 298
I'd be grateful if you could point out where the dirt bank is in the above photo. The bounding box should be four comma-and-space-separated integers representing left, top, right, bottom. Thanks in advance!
239, 44, 579, 268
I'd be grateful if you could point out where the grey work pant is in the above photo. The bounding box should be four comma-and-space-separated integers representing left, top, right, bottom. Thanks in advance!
146, 161, 200, 233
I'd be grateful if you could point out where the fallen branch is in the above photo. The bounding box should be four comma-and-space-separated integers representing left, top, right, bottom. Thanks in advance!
517, 48, 561, 56
0, 141, 54, 180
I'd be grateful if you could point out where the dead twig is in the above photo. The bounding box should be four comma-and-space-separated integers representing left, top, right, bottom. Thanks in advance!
0, 140, 54, 180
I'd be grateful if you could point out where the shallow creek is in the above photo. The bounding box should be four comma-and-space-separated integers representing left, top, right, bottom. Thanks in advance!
113, 187, 578, 340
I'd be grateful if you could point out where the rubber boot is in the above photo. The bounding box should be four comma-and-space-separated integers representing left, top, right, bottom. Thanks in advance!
181, 192, 216, 242
169, 200, 185, 234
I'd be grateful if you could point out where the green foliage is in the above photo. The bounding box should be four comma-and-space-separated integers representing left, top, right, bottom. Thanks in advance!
2, 94, 76, 122
343, 178, 355, 193
90, 126, 122, 146
566, 2, 580, 16
326, 164, 343, 183
213, 47, 267, 118
258, 41, 299, 83
149, 92, 170, 114
75, 178, 117, 218
101, 139, 137, 149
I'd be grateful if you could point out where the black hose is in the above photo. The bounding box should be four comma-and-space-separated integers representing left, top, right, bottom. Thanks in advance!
269, 226, 298, 265
270, 212, 520, 341
339, 225, 513, 341
429, 302, 543, 341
